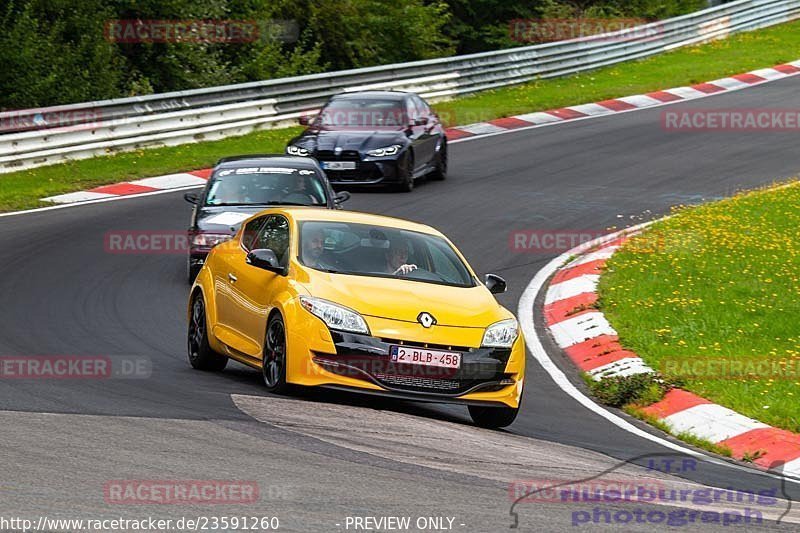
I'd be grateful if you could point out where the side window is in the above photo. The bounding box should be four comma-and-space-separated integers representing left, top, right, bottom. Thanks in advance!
413, 95, 430, 117
405, 98, 418, 122
241, 217, 266, 252
254, 216, 290, 266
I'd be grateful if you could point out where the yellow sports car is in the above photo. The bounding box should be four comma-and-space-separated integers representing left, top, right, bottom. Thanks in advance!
187, 208, 525, 428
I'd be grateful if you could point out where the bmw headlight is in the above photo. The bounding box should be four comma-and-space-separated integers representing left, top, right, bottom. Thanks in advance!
481, 319, 519, 348
287, 145, 309, 156
366, 145, 401, 157
191, 233, 232, 248
300, 296, 370, 334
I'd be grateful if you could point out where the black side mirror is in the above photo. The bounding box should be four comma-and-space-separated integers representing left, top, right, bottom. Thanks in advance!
246, 249, 285, 275
334, 191, 351, 206
184, 192, 199, 205
298, 115, 312, 126
484, 274, 507, 295
414, 117, 429, 126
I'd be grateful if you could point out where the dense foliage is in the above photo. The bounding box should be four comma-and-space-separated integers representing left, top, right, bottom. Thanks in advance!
0, 0, 708, 109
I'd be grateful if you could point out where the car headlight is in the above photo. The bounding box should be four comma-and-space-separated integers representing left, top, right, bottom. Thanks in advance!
287, 145, 309, 156
481, 319, 519, 348
191, 233, 232, 248
300, 296, 370, 334
366, 145, 401, 157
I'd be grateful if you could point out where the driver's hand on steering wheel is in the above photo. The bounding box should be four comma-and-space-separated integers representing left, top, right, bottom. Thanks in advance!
393, 264, 418, 275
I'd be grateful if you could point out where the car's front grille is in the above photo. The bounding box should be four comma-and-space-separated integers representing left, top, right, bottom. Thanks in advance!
316, 150, 361, 161
374, 373, 461, 391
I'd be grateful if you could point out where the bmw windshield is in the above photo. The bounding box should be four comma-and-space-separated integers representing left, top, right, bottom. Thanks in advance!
298, 221, 476, 288
206, 167, 328, 207
316, 98, 406, 128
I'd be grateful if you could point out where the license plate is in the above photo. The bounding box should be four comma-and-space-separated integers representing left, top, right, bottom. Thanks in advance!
390, 346, 461, 369
321, 161, 356, 170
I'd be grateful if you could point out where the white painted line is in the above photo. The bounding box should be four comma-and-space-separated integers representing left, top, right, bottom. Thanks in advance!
548, 312, 616, 349
545, 275, 599, 304
130, 173, 207, 189
709, 77, 752, 91
567, 103, 615, 116
779, 457, 800, 478
662, 87, 709, 100
456, 122, 508, 135
616, 95, 666, 108
663, 404, 770, 443
567, 246, 619, 267
42, 191, 115, 204
749, 68, 786, 81
589, 358, 654, 380
512, 112, 563, 125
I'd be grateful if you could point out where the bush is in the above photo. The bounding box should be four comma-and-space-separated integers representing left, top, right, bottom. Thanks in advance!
585, 372, 671, 408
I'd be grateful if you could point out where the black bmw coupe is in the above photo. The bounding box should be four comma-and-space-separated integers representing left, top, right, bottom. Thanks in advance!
286, 91, 447, 192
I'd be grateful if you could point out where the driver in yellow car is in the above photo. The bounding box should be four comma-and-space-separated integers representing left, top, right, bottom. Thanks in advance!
385, 238, 418, 275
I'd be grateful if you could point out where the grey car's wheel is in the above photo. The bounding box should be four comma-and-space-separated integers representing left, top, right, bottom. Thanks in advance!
263, 313, 291, 394
468, 405, 519, 429
187, 294, 227, 371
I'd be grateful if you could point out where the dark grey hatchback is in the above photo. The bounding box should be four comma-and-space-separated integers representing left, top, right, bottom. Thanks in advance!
183, 155, 349, 282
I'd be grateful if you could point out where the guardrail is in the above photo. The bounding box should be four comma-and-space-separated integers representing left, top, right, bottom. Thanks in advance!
1, 0, 798, 173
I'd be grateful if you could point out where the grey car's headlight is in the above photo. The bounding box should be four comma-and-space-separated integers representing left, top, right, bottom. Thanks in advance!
191, 233, 232, 248
287, 145, 309, 156
300, 296, 370, 334
481, 319, 519, 348
366, 145, 401, 157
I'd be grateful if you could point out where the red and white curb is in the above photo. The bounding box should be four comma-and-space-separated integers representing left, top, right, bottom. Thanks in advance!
544, 233, 800, 478
445, 60, 800, 140
42, 169, 212, 204
41, 60, 800, 206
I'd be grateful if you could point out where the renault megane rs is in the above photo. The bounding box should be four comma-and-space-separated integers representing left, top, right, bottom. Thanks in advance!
187, 209, 524, 428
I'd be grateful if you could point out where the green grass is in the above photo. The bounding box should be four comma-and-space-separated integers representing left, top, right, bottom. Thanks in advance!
4, 18, 800, 212
600, 181, 800, 433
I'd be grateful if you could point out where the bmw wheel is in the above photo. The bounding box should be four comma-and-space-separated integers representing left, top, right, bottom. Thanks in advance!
429, 141, 447, 181
396, 152, 414, 193
263, 313, 291, 394
187, 294, 228, 371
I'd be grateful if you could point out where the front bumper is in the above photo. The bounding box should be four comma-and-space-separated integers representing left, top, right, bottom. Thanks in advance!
314, 151, 403, 186
285, 314, 525, 408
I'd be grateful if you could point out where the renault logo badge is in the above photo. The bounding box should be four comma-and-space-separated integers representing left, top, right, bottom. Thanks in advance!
417, 312, 436, 328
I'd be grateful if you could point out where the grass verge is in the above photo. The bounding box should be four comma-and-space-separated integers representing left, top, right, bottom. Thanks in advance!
599, 181, 800, 433
3, 19, 800, 212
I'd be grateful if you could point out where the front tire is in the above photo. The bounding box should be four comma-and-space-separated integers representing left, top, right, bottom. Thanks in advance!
263, 313, 291, 394
395, 153, 414, 193
429, 141, 447, 181
187, 294, 228, 371
468, 405, 519, 429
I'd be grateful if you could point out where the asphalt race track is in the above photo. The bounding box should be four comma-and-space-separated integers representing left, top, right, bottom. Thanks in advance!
3, 76, 800, 531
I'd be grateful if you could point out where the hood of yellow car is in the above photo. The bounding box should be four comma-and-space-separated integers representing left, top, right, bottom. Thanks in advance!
302, 271, 510, 328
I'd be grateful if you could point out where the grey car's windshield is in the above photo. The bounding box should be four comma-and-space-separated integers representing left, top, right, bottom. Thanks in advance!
318, 98, 406, 128
298, 221, 475, 288
205, 167, 327, 206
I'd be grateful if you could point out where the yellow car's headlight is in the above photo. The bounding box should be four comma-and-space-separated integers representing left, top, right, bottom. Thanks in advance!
482, 319, 518, 348
300, 296, 370, 335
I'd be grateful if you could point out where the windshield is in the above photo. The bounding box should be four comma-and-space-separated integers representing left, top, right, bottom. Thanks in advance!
205, 167, 327, 206
317, 98, 406, 128
298, 221, 475, 288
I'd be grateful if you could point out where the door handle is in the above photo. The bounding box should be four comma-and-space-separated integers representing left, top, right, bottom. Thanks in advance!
228, 273, 238, 283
